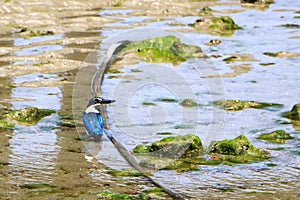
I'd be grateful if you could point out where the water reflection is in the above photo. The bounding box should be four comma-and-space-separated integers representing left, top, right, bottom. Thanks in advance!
7, 75, 61, 184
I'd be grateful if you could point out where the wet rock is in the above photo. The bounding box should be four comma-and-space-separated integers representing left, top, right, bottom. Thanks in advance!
189, 16, 242, 37
280, 24, 300, 28
241, 0, 274, 4
198, 6, 213, 16
180, 99, 198, 107
263, 51, 300, 58
205, 39, 222, 46
5, 107, 55, 125
135, 134, 269, 172
133, 134, 203, 158
163, 135, 269, 172
223, 54, 258, 63
282, 104, 300, 131
214, 100, 283, 111
121, 36, 204, 65
282, 103, 300, 120
257, 130, 293, 144
210, 135, 267, 156
0, 120, 14, 130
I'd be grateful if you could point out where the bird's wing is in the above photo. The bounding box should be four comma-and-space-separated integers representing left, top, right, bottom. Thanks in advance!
82, 112, 104, 136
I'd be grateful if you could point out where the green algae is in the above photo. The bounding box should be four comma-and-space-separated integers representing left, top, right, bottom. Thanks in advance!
0, 120, 14, 130
135, 135, 269, 172
6, 107, 55, 125
142, 102, 156, 106
154, 97, 178, 103
180, 99, 199, 107
121, 35, 204, 64
190, 16, 242, 37
213, 100, 283, 111
107, 169, 149, 177
133, 134, 202, 158
98, 191, 147, 200
257, 130, 294, 144
0, 107, 55, 129
210, 135, 268, 157
282, 103, 300, 120
282, 103, 300, 131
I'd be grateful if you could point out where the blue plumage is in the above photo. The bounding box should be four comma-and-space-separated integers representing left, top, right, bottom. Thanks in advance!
82, 97, 115, 141
82, 112, 104, 137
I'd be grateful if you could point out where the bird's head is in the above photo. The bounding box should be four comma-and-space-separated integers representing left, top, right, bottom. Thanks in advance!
87, 97, 115, 107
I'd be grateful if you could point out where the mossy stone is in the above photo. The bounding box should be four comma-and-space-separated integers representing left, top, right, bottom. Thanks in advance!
257, 130, 294, 144
0, 120, 14, 130
214, 100, 283, 111
210, 135, 255, 156
6, 107, 55, 125
190, 16, 242, 37
133, 134, 202, 158
282, 103, 300, 120
136, 135, 269, 172
122, 36, 204, 64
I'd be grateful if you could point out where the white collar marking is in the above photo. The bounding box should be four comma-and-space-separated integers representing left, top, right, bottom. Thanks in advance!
85, 103, 101, 113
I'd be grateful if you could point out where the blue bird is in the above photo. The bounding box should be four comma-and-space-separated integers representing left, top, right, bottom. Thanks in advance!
82, 97, 115, 141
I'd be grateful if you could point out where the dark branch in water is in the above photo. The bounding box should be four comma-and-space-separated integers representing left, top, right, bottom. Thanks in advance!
91, 41, 186, 200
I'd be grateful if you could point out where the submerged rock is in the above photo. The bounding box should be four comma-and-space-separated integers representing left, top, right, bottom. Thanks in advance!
4, 107, 55, 126
209, 135, 267, 156
223, 53, 258, 63
198, 6, 213, 16
180, 99, 199, 107
133, 134, 202, 158
263, 51, 300, 58
214, 100, 283, 111
121, 35, 205, 65
283, 103, 300, 120
257, 130, 294, 144
189, 16, 242, 37
205, 39, 222, 46
282, 104, 300, 131
134, 134, 269, 172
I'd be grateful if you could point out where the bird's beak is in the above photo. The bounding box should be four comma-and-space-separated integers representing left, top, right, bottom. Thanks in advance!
100, 99, 116, 104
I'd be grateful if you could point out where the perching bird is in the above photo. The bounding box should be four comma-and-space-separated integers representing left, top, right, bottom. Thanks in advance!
82, 97, 115, 141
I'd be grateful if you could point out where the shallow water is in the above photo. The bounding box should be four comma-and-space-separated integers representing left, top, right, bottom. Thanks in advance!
0, 0, 300, 199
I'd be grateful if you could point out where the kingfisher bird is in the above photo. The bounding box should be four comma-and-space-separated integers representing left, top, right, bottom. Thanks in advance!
82, 97, 115, 141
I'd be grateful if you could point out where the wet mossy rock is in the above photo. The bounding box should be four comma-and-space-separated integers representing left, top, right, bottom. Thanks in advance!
214, 100, 283, 111
257, 130, 294, 144
162, 135, 270, 172
190, 16, 242, 37
282, 103, 300, 120
121, 36, 205, 64
133, 134, 202, 158
0, 120, 14, 130
6, 107, 55, 125
210, 135, 267, 156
